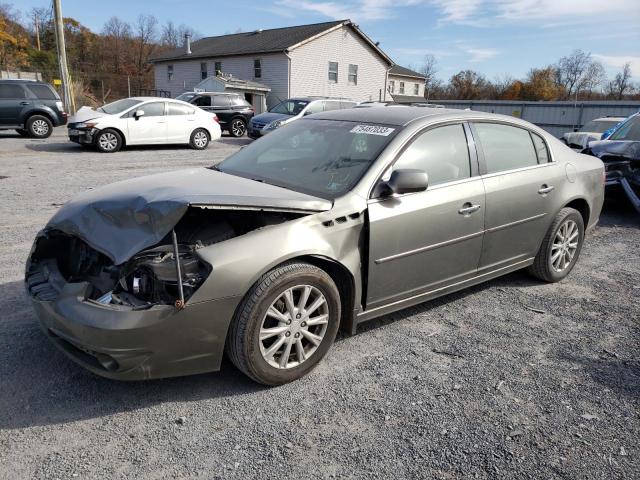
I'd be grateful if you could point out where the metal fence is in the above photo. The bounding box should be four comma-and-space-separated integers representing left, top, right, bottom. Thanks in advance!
426, 100, 640, 138
132, 88, 172, 98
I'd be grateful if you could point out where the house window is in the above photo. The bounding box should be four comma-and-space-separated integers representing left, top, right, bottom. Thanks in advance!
328, 62, 338, 83
254, 59, 262, 78
200, 62, 207, 80
399, 82, 405, 94
414, 83, 419, 95
348, 64, 358, 85
167, 65, 174, 82
214, 61, 222, 75
388, 80, 395, 93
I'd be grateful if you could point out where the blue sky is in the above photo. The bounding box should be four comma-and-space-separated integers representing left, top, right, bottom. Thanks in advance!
12, 0, 640, 81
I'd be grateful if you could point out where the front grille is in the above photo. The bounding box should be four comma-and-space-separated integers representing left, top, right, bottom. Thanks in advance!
251, 121, 266, 129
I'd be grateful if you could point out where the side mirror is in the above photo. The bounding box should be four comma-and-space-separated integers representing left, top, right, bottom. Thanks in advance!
134, 109, 145, 119
573, 127, 579, 132
383, 169, 428, 196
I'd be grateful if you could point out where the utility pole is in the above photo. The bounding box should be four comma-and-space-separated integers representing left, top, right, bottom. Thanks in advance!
34, 12, 41, 51
53, 0, 72, 112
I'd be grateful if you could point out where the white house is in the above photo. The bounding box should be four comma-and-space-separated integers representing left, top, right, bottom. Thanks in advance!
151, 20, 395, 107
387, 65, 427, 100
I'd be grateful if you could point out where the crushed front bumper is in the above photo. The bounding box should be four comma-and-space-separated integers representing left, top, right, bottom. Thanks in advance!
68, 127, 96, 145
27, 271, 241, 380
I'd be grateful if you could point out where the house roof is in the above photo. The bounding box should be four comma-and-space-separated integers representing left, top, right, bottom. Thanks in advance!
151, 20, 392, 65
389, 65, 426, 79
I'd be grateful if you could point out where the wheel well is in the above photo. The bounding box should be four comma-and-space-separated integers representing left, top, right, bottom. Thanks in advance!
296, 255, 356, 335
564, 198, 590, 226
25, 111, 53, 126
194, 127, 211, 139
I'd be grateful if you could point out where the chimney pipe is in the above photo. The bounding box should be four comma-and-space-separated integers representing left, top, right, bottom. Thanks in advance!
185, 33, 192, 55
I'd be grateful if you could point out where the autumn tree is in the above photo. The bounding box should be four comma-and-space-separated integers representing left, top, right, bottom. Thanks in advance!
521, 67, 559, 100
448, 70, 487, 99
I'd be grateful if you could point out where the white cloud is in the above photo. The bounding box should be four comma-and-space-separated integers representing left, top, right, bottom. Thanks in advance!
593, 54, 640, 79
465, 47, 500, 62
275, 0, 426, 21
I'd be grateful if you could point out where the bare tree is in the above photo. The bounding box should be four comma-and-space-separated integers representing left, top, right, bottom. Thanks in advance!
607, 62, 633, 100
133, 14, 158, 88
102, 16, 131, 73
581, 61, 606, 98
555, 50, 605, 99
160, 20, 178, 47
418, 54, 438, 101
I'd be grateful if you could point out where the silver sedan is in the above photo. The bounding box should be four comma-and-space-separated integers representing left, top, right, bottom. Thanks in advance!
26, 107, 604, 385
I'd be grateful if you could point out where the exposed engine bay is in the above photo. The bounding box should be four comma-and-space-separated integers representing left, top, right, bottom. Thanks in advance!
26, 208, 305, 309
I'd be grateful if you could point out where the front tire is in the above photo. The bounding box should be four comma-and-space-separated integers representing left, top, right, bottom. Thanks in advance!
227, 262, 341, 385
26, 115, 53, 138
95, 129, 123, 153
229, 118, 247, 137
527, 207, 585, 282
190, 128, 209, 149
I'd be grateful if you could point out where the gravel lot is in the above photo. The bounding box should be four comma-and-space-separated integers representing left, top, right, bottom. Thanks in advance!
0, 128, 638, 479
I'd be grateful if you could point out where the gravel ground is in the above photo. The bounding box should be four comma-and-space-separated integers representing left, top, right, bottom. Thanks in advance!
0, 129, 638, 479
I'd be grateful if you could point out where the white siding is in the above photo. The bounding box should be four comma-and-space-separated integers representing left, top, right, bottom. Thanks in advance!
288, 25, 389, 102
154, 53, 289, 106
387, 74, 425, 98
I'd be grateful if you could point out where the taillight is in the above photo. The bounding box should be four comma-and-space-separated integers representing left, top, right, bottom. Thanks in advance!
213, 115, 220, 124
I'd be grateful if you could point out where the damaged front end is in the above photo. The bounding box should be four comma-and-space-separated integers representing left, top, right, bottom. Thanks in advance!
585, 140, 640, 213
26, 207, 304, 310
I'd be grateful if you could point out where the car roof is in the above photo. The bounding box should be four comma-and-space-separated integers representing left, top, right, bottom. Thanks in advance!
311, 105, 502, 126
591, 116, 626, 122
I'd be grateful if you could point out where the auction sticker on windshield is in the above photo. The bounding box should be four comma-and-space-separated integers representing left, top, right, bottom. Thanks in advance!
350, 125, 395, 136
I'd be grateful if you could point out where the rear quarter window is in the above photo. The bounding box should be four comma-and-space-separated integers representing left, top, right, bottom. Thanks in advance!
0, 84, 26, 99
26, 84, 59, 100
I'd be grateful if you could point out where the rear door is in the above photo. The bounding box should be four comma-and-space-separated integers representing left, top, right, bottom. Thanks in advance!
166, 102, 197, 143
471, 122, 563, 271
366, 123, 485, 308
125, 101, 167, 144
211, 95, 232, 128
0, 83, 28, 126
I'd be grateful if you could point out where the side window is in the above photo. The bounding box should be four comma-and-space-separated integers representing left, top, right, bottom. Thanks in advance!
167, 65, 174, 81
348, 64, 358, 85
26, 84, 58, 100
0, 84, 26, 99
474, 123, 538, 174
328, 62, 338, 83
340, 101, 357, 109
304, 101, 324, 115
399, 82, 405, 94
192, 95, 211, 107
394, 124, 471, 186
200, 62, 207, 80
213, 96, 231, 108
254, 59, 262, 78
530, 132, 550, 163
388, 80, 395, 93
140, 102, 165, 117
214, 61, 222, 75
324, 101, 341, 112
168, 103, 195, 115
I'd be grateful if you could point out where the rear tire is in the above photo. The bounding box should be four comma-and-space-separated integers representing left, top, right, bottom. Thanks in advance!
527, 207, 584, 282
226, 262, 341, 385
229, 118, 247, 137
95, 129, 123, 153
26, 115, 53, 138
190, 128, 209, 149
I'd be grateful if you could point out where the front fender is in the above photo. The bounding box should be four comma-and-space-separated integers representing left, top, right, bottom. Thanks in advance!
190, 210, 365, 305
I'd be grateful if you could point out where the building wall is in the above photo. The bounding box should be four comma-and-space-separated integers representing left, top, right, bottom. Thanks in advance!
154, 53, 289, 106
387, 74, 424, 98
288, 25, 389, 102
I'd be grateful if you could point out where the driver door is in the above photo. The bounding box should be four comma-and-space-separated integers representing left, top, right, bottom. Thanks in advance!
366, 123, 485, 309
125, 101, 167, 144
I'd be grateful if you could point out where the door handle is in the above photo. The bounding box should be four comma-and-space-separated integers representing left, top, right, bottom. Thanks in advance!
20, 101, 30, 105
538, 184, 555, 195
458, 203, 481, 215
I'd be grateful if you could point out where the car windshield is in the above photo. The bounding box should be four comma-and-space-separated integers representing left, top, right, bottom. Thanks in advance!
580, 120, 619, 133
216, 119, 400, 199
176, 92, 197, 102
269, 100, 309, 116
98, 98, 143, 114
609, 115, 640, 141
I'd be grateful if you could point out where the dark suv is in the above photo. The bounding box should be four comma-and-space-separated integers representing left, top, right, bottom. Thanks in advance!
0, 80, 67, 138
176, 92, 254, 137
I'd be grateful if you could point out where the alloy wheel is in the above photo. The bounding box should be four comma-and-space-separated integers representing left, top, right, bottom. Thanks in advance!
193, 130, 208, 148
31, 119, 49, 136
231, 119, 246, 136
98, 132, 118, 151
259, 285, 329, 369
550, 219, 579, 272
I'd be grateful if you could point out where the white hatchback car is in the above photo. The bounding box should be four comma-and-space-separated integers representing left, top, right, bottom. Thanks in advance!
67, 97, 222, 153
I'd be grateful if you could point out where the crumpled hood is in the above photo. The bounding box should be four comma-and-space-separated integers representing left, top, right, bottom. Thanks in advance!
251, 112, 293, 126
68, 106, 110, 124
564, 131, 600, 148
46, 168, 332, 264
588, 140, 640, 161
